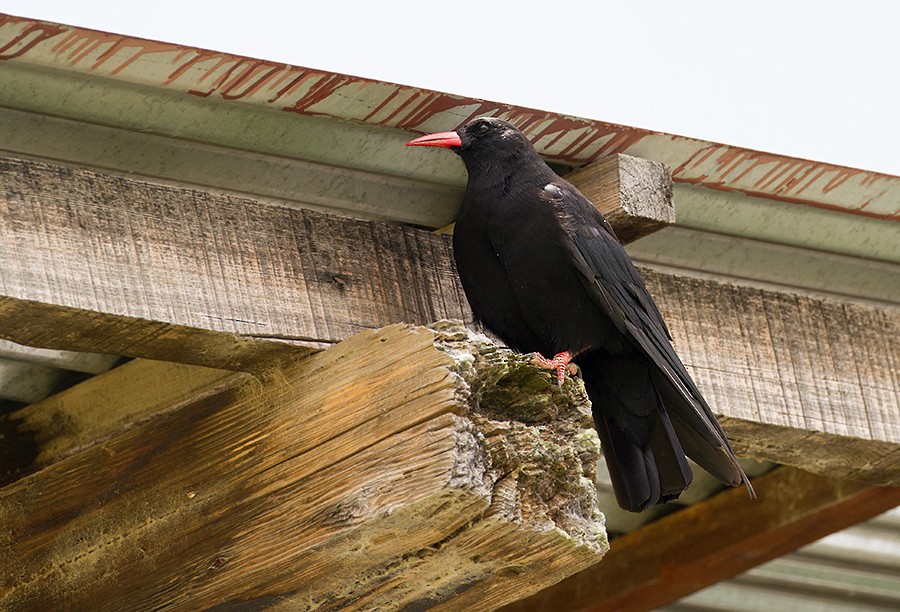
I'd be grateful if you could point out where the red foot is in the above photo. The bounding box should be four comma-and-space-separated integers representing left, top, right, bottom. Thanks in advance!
530, 351, 578, 387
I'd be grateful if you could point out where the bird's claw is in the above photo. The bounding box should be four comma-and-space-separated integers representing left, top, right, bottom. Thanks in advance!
530, 351, 577, 388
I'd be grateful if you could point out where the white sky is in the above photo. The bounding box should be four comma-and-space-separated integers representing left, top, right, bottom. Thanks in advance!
5, 1, 899, 175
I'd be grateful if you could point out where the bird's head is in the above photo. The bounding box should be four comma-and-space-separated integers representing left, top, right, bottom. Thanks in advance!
406, 117, 536, 172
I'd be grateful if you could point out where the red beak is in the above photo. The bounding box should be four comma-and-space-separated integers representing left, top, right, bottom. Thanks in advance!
406, 131, 462, 148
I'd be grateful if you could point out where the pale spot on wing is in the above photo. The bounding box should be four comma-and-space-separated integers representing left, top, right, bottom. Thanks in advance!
542, 183, 565, 200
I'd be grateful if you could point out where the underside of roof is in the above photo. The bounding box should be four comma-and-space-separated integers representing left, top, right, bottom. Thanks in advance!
1, 11, 898, 610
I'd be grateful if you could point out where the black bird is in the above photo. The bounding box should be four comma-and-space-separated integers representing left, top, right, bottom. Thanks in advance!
408, 117, 753, 512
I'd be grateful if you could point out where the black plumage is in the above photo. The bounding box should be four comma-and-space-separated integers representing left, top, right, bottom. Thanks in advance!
408, 117, 753, 512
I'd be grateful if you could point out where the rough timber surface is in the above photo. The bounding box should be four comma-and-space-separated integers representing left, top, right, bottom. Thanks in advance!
566, 153, 674, 244
1, 359, 246, 484
0, 324, 607, 610
0, 156, 897, 483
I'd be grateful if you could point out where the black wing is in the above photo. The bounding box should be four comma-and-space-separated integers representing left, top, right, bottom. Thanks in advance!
548, 181, 752, 490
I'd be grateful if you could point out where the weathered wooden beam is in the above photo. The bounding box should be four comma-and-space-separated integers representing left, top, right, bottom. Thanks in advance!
0, 359, 245, 484
0, 324, 607, 610
1, 156, 897, 484
503, 467, 900, 612
565, 153, 674, 244
0, 296, 313, 374
438, 153, 675, 241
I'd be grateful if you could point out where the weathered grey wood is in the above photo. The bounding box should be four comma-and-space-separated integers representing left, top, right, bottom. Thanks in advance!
0, 324, 606, 610
642, 273, 900, 485
566, 153, 674, 244
436, 153, 675, 242
0, 156, 468, 351
0, 156, 897, 484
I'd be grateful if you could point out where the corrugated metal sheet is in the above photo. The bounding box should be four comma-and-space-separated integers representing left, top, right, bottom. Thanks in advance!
0, 339, 118, 403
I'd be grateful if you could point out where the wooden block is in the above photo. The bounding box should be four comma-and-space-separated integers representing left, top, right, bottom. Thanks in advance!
565, 153, 675, 244
503, 466, 900, 612
0, 323, 607, 609
436, 153, 675, 243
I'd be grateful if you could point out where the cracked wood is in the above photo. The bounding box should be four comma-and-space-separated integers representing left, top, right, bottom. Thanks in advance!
0, 324, 606, 610
0, 156, 897, 485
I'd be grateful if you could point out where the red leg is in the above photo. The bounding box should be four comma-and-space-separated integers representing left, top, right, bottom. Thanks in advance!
530, 351, 578, 387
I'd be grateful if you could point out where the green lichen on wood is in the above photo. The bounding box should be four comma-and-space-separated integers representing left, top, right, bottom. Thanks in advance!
430, 320, 606, 551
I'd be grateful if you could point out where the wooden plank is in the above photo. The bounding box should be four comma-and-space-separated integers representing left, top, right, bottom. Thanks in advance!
0, 155, 468, 357
436, 153, 675, 241
565, 153, 674, 244
0, 359, 245, 485
0, 297, 313, 373
0, 324, 607, 610
502, 467, 900, 612
642, 273, 900, 486
0, 156, 897, 483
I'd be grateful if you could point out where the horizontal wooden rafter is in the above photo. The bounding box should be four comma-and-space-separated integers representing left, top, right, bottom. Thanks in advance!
503, 466, 900, 612
0, 358, 247, 484
0, 156, 897, 486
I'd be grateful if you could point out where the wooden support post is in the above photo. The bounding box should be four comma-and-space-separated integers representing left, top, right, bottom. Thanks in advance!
0, 324, 607, 610
503, 467, 900, 612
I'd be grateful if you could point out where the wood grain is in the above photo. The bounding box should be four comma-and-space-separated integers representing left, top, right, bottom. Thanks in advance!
566, 153, 674, 244
503, 466, 900, 612
436, 153, 675, 242
0, 359, 245, 483
0, 324, 606, 610
0, 156, 897, 484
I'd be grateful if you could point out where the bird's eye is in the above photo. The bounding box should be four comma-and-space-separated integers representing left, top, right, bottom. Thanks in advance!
476, 121, 491, 134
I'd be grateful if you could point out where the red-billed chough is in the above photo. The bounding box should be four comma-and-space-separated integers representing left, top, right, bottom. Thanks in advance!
408, 117, 754, 512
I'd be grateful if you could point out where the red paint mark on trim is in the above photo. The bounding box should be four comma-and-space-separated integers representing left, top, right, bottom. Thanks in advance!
222, 64, 283, 100
284, 73, 350, 114
363, 87, 402, 122
378, 91, 424, 126
675, 177, 898, 220
70, 38, 108, 65
794, 167, 830, 196
268, 71, 311, 104
91, 39, 126, 69
690, 146, 718, 171
757, 161, 798, 192
772, 165, 806, 194
49, 31, 78, 54
111, 44, 163, 75
822, 168, 860, 194
197, 57, 233, 84
0, 22, 64, 60
165, 52, 202, 83
216, 61, 280, 100
716, 151, 750, 180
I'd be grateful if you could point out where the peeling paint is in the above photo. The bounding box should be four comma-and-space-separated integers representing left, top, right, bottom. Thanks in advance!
0, 13, 897, 221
